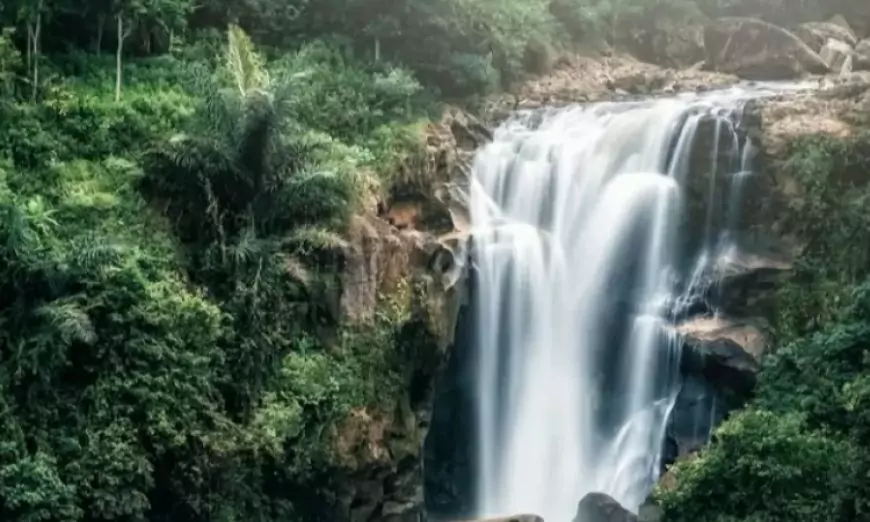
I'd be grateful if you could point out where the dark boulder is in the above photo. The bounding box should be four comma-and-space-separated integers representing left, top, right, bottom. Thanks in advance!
708, 250, 792, 319
573, 493, 637, 522
704, 17, 829, 79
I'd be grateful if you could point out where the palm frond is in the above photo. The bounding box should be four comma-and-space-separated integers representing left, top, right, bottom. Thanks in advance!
226, 24, 270, 98
35, 299, 97, 346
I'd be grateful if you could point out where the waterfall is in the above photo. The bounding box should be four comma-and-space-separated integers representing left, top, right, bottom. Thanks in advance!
468, 85, 799, 521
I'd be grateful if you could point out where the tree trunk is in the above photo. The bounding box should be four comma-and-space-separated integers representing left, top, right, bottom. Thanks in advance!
374, 37, 381, 62
26, 24, 32, 74
96, 15, 105, 55
116, 15, 124, 102
31, 12, 41, 101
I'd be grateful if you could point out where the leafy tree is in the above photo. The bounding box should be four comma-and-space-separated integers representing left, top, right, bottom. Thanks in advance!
111, 0, 194, 101
0, 28, 20, 97
13, 0, 51, 100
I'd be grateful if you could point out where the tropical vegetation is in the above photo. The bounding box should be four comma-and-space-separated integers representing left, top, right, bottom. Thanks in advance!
1, 0, 869, 520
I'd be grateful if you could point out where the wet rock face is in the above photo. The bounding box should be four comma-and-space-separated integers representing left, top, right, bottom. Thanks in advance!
574, 493, 637, 522
704, 17, 829, 79
423, 292, 477, 518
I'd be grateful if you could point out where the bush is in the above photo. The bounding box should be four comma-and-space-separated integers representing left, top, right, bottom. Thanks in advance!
657, 410, 859, 522
0, 81, 192, 170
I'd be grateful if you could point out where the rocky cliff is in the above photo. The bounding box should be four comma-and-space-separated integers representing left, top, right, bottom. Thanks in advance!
316, 109, 490, 522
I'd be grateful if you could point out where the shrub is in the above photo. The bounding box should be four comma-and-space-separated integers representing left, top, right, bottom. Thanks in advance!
657, 410, 859, 522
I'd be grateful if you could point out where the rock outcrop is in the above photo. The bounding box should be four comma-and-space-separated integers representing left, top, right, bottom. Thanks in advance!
703, 17, 829, 79
795, 21, 858, 52
326, 108, 489, 522
678, 318, 762, 401
485, 54, 737, 119
709, 250, 792, 319
574, 493, 637, 522
740, 78, 870, 251
820, 38, 854, 75
677, 316, 768, 361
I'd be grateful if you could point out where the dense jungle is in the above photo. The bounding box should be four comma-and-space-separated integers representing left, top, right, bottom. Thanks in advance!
2, 0, 870, 521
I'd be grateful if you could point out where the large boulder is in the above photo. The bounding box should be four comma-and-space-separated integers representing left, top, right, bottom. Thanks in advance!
820, 38, 854, 75
619, 21, 706, 69
795, 21, 858, 52
856, 40, 870, 71
676, 316, 768, 362
704, 17, 829, 79
574, 493, 637, 522
666, 317, 763, 463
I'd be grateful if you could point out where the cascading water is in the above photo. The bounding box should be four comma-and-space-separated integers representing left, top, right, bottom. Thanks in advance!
468, 85, 804, 521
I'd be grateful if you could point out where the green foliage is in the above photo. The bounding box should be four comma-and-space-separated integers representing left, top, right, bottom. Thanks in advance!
272, 40, 423, 141
661, 278, 870, 521
0, 28, 19, 97
657, 410, 858, 522
759, 285, 870, 440
0, 73, 192, 170
0, 451, 82, 522
0, 18, 435, 521
772, 133, 870, 342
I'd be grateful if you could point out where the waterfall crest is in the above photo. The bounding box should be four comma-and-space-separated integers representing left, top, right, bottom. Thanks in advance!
469, 86, 793, 521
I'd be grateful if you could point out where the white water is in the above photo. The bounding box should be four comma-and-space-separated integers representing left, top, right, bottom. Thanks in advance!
469, 85, 802, 521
